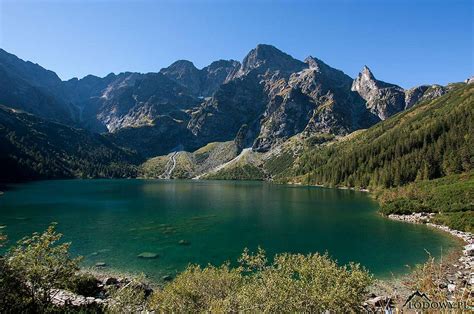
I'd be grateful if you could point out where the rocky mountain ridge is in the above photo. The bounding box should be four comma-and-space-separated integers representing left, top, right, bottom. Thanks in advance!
0, 45, 458, 160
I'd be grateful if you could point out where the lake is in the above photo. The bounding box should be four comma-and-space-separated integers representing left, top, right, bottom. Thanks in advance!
0, 179, 459, 280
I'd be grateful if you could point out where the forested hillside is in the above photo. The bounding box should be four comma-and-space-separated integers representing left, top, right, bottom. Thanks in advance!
294, 83, 473, 188
0, 106, 140, 183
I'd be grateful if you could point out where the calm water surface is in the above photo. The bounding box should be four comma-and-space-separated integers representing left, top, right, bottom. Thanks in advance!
0, 179, 459, 280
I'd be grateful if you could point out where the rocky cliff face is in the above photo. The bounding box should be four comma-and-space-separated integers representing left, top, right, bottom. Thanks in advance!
94, 72, 198, 132
188, 44, 310, 152
0, 45, 454, 159
351, 66, 448, 119
253, 57, 378, 151
404, 85, 446, 109
351, 66, 405, 120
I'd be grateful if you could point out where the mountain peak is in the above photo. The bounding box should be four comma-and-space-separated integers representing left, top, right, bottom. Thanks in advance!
161, 60, 198, 73
233, 44, 305, 79
352, 65, 405, 120
360, 65, 375, 80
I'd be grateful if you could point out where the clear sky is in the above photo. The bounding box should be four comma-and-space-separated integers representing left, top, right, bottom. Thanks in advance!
0, 0, 472, 88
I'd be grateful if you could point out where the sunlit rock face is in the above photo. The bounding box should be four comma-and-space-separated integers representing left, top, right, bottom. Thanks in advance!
0, 45, 451, 157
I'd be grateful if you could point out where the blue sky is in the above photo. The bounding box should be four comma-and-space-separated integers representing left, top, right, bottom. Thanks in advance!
0, 0, 472, 88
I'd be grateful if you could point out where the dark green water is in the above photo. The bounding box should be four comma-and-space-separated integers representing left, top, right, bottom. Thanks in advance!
0, 179, 458, 280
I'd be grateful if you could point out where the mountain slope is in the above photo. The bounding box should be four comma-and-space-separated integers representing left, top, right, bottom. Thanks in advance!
292, 83, 473, 188
0, 49, 75, 124
140, 141, 240, 179
0, 105, 140, 183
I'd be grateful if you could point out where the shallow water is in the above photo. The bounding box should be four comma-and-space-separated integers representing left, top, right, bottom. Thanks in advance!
0, 179, 458, 280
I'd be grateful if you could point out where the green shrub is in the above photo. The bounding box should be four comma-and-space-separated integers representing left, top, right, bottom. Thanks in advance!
148, 248, 372, 312
0, 257, 32, 312
5, 223, 81, 312
107, 276, 148, 313
431, 211, 474, 233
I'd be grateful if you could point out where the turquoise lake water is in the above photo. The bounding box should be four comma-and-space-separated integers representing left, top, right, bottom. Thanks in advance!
0, 179, 459, 280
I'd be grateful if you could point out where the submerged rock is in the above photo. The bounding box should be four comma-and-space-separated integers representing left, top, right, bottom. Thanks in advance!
137, 252, 159, 259
95, 262, 107, 268
162, 275, 173, 282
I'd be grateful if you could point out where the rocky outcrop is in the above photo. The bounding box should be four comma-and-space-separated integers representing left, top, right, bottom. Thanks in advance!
404, 84, 446, 109
352, 66, 449, 118
351, 66, 406, 120
51, 289, 106, 308
252, 57, 378, 151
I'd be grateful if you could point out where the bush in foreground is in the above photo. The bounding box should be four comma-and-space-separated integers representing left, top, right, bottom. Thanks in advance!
2, 224, 81, 312
148, 247, 373, 312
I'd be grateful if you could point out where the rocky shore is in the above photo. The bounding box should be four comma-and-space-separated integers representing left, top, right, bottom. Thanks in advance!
50, 272, 153, 309
385, 212, 473, 305
387, 212, 473, 245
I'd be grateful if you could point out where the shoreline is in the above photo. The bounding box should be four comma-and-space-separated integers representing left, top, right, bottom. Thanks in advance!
387, 212, 473, 245
384, 212, 473, 302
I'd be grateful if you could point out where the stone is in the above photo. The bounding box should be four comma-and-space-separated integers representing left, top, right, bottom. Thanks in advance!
463, 244, 474, 256
447, 284, 456, 293
162, 275, 173, 281
137, 252, 159, 259
366, 296, 389, 307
